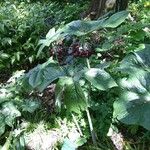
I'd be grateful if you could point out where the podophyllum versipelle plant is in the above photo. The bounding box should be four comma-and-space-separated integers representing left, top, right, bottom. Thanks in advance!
0, 0, 150, 149
18, 10, 150, 148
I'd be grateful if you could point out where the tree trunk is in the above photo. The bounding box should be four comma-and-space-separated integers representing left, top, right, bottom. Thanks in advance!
89, 0, 106, 19
86, 0, 129, 19
116, 0, 129, 11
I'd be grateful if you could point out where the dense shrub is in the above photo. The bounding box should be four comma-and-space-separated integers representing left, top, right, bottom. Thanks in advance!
0, 1, 87, 72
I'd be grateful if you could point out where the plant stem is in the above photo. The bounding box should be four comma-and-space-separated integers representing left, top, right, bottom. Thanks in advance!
86, 108, 97, 146
71, 113, 83, 136
86, 58, 97, 146
86, 58, 91, 69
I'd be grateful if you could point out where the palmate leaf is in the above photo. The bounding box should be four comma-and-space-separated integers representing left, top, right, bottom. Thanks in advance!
22, 59, 65, 92
38, 11, 129, 56
113, 44, 150, 130
84, 68, 117, 91
55, 77, 87, 114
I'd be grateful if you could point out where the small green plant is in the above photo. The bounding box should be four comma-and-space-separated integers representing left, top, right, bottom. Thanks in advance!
0, 71, 40, 148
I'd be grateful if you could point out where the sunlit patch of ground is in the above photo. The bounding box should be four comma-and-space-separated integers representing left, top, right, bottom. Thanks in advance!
25, 119, 81, 150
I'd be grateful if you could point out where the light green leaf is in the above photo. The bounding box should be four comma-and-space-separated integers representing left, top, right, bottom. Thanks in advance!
61, 138, 76, 150
21, 99, 40, 113
3, 38, 12, 45
11, 56, 16, 64
0, 23, 5, 32
36, 43, 46, 58
76, 137, 87, 147
0, 88, 12, 104
55, 77, 87, 113
84, 68, 117, 91
0, 53, 10, 59
1, 102, 21, 127
46, 27, 55, 38
102, 11, 129, 28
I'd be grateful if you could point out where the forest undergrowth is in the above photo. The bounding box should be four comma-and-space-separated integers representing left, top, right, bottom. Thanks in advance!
0, 0, 150, 149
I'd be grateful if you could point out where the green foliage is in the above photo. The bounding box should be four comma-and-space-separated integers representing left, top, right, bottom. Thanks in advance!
130, 0, 150, 23
113, 44, 150, 130
94, 0, 150, 58
0, 72, 40, 147
0, 1, 48, 70
0, 0, 86, 71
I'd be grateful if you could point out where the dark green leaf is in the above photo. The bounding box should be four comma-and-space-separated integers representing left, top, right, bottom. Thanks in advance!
114, 91, 150, 130
113, 44, 150, 130
29, 69, 42, 88
22, 59, 65, 92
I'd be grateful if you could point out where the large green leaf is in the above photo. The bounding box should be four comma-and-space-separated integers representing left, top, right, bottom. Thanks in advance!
113, 44, 150, 130
22, 59, 65, 92
102, 11, 129, 28
1, 102, 21, 127
116, 44, 150, 74
55, 77, 87, 113
28, 69, 42, 88
84, 68, 117, 91
114, 90, 150, 130
38, 11, 129, 56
